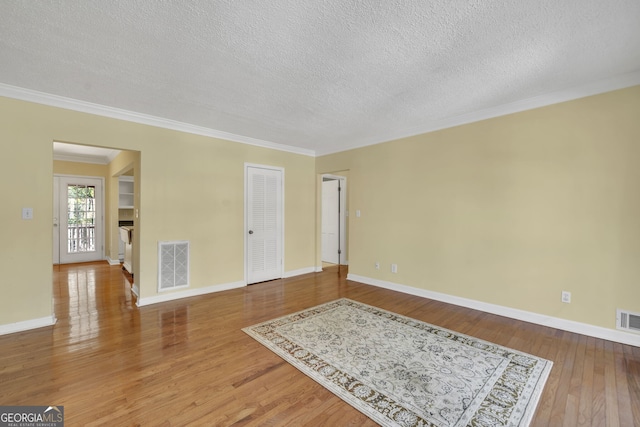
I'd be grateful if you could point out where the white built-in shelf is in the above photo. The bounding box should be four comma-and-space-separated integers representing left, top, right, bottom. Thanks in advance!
119, 176, 134, 209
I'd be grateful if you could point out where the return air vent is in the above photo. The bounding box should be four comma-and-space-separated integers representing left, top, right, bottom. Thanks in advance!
158, 241, 189, 292
616, 309, 640, 334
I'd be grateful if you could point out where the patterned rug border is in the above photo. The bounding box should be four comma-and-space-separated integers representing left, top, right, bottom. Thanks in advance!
242, 298, 553, 426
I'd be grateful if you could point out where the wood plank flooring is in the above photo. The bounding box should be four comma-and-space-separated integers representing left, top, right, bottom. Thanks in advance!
0, 262, 638, 426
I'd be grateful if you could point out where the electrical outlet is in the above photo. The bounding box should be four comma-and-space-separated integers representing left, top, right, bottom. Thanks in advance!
561, 291, 571, 303
391, 264, 398, 273
375, 262, 380, 270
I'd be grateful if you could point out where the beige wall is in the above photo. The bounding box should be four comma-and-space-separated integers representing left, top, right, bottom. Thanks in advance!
317, 85, 640, 331
53, 160, 108, 177
108, 150, 139, 264
0, 96, 316, 326
1, 106, 53, 325
3, 86, 639, 334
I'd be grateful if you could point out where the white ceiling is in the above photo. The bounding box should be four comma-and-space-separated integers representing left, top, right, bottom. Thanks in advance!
2, 1, 640, 156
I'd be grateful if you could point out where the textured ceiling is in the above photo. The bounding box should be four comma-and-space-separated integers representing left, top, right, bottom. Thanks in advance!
1, 1, 640, 156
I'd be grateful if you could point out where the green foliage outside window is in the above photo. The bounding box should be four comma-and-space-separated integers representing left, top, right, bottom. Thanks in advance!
67, 185, 96, 226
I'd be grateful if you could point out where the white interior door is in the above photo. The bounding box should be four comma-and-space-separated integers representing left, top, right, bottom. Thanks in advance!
55, 176, 104, 264
246, 165, 283, 284
322, 179, 340, 264
322, 176, 347, 265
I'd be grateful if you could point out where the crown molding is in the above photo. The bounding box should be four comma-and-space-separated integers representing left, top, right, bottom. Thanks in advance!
3, 71, 639, 158
316, 71, 640, 156
0, 83, 316, 157
53, 141, 121, 165
53, 153, 112, 165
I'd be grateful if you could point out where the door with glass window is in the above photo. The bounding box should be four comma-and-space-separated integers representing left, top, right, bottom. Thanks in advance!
54, 176, 104, 264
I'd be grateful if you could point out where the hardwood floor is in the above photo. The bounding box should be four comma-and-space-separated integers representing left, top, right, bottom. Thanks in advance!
1, 262, 638, 426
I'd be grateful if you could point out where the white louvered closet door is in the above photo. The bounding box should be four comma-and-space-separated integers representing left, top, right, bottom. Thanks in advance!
246, 166, 283, 284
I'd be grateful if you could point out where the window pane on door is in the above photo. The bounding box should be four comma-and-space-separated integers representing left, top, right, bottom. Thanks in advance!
67, 184, 96, 253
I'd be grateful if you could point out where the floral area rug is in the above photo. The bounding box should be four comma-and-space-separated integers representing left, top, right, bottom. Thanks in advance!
242, 298, 552, 427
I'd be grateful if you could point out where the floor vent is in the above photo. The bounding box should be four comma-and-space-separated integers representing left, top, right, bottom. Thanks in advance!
616, 309, 640, 334
158, 241, 189, 292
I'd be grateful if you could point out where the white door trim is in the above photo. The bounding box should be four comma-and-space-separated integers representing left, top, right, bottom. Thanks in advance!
53, 176, 60, 264
244, 163, 285, 284
54, 174, 105, 264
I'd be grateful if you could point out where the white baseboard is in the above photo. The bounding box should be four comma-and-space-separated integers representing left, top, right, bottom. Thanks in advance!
106, 256, 121, 266
131, 283, 140, 298
315, 262, 349, 272
136, 280, 246, 307
348, 274, 640, 347
0, 315, 57, 336
283, 267, 316, 278
136, 267, 318, 307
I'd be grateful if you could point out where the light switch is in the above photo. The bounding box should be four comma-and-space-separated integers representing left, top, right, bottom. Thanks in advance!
356, 210, 361, 217
22, 207, 33, 220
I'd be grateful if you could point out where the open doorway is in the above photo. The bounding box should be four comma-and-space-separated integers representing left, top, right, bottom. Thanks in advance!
321, 174, 347, 267
53, 142, 139, 269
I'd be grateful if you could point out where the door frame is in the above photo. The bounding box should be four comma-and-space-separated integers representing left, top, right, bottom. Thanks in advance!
321, 174, 347, 265
244, 163, 285, 284
53, 174, 105, 264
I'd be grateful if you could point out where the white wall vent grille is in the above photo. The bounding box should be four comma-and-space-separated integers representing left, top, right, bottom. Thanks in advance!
616, 309, 640, 334
158, 241, 189, 292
